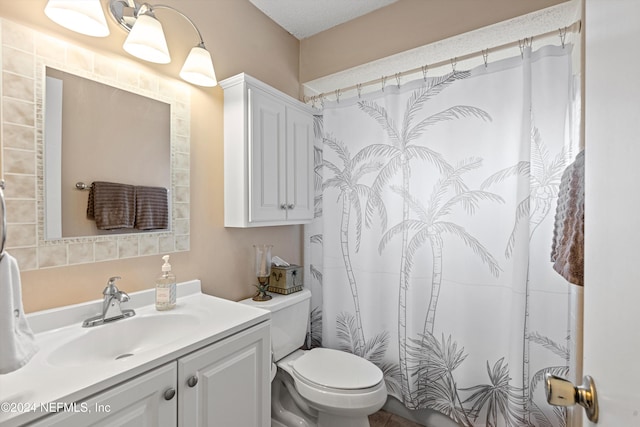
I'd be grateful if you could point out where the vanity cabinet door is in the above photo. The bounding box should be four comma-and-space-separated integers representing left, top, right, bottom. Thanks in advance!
284, 105, 314, 222
248, 87, 288, 224
177, 322, 270, 427
30, 363, 177, 427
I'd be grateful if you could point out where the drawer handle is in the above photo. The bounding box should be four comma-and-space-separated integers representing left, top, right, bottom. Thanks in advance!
164, 388, 176, 400
187, 375, 198, 388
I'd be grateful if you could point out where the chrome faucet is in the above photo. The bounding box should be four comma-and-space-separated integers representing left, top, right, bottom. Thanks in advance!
82, 276, 136, 328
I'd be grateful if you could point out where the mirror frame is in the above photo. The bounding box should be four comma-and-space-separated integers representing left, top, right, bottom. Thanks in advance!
24, 27, 190, 270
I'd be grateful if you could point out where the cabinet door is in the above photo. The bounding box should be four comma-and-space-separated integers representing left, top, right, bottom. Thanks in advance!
248, 87, 287, 223
178, 322, 270, 427
30, 363, 177, 427
285, 106, 314, 222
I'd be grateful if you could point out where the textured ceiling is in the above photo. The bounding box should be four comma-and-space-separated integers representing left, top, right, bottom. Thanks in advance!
248, 0, 398, 39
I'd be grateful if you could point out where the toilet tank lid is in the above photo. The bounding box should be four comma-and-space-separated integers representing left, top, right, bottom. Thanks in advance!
293, 348, 383, 390
239, 288, 311, 312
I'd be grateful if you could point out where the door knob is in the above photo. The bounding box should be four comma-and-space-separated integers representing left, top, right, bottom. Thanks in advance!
545, 374, 599, 423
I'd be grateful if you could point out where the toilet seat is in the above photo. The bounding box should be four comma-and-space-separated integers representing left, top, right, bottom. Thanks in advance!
292, 348, 383, 390
278, 349, 387, 413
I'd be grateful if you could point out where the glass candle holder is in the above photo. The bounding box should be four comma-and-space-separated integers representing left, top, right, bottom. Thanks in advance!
253, 244, 273, 301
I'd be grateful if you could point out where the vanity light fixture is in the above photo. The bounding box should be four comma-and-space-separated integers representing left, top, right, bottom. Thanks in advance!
43, 0, 217, 87
44, 0, 110, 37
109, 0, 217, 87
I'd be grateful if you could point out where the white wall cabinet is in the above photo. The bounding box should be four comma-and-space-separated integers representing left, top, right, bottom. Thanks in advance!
30, 322, 270, 427
221, 73, 315, 227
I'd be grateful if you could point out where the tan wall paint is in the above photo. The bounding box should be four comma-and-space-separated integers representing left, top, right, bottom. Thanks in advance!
299, 0, 570, 83
0, 0, 302, 313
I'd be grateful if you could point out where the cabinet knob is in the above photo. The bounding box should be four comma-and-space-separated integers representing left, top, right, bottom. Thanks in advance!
280, 203, 287, 210
187, 375, 198, 388
287, 204, 295, 210
163, 388, 176, 401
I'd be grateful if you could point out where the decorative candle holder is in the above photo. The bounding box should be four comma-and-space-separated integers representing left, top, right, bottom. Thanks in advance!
253, 244, 273, 301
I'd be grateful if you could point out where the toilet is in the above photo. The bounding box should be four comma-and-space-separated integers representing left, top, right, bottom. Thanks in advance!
241, 289, 387, 427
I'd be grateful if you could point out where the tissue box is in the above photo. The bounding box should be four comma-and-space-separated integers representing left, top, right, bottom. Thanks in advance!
268, 265, 303, 295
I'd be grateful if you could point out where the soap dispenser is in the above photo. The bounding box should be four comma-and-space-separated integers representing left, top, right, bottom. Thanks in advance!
156, 255, 176, 311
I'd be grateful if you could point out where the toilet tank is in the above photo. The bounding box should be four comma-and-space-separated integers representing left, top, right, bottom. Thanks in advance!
240, 289, 311, 361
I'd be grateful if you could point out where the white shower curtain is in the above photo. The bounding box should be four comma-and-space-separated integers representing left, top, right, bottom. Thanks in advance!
307, 45, 581, 427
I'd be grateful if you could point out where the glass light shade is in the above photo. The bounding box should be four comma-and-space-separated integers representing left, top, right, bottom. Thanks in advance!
179, 45, 218, 87
254, 245, 273, 278
123, 13, 171, 64
44, 0, 110, 37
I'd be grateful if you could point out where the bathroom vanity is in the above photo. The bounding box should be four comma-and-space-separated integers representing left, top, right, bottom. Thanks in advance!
0, 281, 271, 427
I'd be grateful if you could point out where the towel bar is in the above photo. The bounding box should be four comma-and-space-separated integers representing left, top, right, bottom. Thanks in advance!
75, 182, 92, 191
76, 181, 169, 192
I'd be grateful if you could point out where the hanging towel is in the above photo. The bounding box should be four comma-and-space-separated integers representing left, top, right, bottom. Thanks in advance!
551, 150, 585, 286
134, 186, 169, 230
0, 253, 38, 374
87, 181, 136, 230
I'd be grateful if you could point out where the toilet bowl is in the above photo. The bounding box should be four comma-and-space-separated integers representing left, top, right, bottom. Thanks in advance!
241, 289, 387, 427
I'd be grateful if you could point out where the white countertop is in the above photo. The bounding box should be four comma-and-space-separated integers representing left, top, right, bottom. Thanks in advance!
0, 280, 270, 427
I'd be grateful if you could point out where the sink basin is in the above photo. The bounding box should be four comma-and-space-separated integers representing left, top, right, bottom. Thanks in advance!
47, 313, 200, 368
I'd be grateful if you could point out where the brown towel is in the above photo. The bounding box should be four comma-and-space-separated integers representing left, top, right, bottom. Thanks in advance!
87, 181, 136, 230
134, 186, 169, 230
551, 150, 584, 286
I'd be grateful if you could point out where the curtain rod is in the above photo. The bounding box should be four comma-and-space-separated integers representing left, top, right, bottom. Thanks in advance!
305, 19, 581, 104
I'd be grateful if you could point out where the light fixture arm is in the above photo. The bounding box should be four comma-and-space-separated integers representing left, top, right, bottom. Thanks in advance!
109, 1, 205, 47
150, 4, 206, 47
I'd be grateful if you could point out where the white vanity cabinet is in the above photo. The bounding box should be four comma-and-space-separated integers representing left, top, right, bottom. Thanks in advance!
29, 322, 270, 427
221, 73, 315, 227
30, 363, 178, 427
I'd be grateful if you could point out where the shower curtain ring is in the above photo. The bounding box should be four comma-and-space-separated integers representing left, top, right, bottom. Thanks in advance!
395, 73, 401, 88
422, 65, 428, 81
450, 58, 457, 73
356, 83, 363, 98
482, 49, 489, 68
559, 27, 568, 48
335, 89, 341, 103
381, 75, 387, 92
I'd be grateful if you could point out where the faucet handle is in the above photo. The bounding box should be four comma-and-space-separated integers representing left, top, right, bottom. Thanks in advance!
103, 276, 122, 295
117, 291, 130, 303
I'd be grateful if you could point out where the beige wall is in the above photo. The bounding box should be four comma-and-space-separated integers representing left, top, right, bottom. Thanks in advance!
299, 0, 570, 83
0, 0, 303, 313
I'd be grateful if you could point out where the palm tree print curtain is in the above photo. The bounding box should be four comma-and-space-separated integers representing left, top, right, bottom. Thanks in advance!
307, 45, 581, 426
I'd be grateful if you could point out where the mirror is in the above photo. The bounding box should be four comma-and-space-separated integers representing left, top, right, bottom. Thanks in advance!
44, 67, 171, 239
7, 29, 194, 270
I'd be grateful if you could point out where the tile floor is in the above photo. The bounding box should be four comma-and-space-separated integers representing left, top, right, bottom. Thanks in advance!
369, 409, 423, 427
